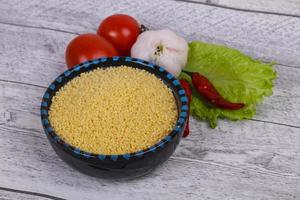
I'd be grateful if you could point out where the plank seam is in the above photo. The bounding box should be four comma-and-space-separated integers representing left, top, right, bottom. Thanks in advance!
175, 0, 300, 18
0, 21, 78, 35
276, 64, 300, 69
1, 124, 299, 179
1, 78, 300, 129
0, 186, 66, 200
0, 125, 42, 135
170, 156, 300, 179
0, 79, 47, 89
1, 124, 299, 180
249, 119, 300, 129
0, 20, 299, 69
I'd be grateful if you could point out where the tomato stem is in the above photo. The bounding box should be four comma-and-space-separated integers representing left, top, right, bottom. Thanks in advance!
140, 24, 149, 33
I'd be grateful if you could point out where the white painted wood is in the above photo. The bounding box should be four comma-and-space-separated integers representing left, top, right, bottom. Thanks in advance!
2, 80, 300, 176
200, 0, 300, 16
0, 0, 300, 67
0, 0, 299, 199
1, 80, 300, 177
0, 23, 69, 86
0, 126, 299, 200
0, 190, 50, 200
0, 23, 300, 127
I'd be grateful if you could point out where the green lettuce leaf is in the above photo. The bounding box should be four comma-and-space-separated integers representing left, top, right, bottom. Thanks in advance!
180, 41, 277, 128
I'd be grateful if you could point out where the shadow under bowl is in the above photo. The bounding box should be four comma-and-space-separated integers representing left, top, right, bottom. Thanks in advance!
40, 56, 188, 179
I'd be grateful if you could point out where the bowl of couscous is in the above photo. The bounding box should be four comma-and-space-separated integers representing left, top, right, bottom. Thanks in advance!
41, 56, 188, 178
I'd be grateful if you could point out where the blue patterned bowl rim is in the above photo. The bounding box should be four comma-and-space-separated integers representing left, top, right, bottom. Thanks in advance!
40, 56, 188, 161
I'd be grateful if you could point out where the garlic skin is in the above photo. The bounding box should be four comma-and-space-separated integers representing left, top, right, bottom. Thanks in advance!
131, 29, 188, 77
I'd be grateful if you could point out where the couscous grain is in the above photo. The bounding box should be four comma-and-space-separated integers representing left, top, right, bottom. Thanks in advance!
49, 66, 178, 155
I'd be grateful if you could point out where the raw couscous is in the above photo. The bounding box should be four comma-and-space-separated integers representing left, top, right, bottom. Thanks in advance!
49, 66, 178, 155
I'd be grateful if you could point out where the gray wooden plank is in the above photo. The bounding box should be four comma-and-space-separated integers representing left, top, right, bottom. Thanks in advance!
191, 0, 300, 16
0, 0, 299, 67
1, 23, 299, 127
0, 0, 299, 199
0, 126, 299, 200
0, 23, 68, 86
0, 189, 52, 200
0, 187, 61, 200
1, 80, 300, 178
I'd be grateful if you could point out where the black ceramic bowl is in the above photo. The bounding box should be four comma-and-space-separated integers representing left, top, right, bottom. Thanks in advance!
41, 56, 188, 179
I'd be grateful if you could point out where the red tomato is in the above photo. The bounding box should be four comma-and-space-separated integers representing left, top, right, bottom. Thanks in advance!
65, 33, 118, 68
97, 14, 140, 56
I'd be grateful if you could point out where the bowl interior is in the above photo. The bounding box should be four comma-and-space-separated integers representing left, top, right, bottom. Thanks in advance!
40, 56, 188, 160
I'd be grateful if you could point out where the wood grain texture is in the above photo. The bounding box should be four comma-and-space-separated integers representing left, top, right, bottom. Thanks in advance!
1, 79, 300, 176
0, 0, 300, 67
0, 80, 300, 200
0, 0, 300, 199
194, 0, 300, 16
0, 186, 64, 200
1, 23, 300, 127
0, 126, 299, 200
0, 190, 51, 200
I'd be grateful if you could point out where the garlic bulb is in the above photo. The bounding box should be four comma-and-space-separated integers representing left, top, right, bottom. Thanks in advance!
131, 29, 188, 77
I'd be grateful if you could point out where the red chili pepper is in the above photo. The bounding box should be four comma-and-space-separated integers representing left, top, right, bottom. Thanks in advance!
191, 73, 244, 110
179, 79, 192, 137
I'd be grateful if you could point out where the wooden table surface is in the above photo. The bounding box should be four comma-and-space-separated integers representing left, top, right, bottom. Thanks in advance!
0, 0, 300, 199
